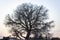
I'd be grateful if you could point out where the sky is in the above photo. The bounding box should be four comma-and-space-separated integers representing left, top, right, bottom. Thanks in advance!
0, 0, 60, 37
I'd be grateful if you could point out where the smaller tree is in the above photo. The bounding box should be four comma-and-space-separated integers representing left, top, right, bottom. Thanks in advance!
5, 3, 54, 40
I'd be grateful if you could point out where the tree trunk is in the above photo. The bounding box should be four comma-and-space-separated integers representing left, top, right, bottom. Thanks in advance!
25, 30, 31, 40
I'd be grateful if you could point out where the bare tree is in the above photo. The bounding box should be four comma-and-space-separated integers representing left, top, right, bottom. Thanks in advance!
5, 3, 54, 40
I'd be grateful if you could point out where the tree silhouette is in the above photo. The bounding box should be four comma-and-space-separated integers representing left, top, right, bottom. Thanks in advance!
5, 3, 54, 40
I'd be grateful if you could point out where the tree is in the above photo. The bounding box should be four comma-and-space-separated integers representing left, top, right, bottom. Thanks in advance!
5, 3, 54, 40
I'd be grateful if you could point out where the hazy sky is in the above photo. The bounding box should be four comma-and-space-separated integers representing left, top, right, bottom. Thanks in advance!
0, 0, 60, 37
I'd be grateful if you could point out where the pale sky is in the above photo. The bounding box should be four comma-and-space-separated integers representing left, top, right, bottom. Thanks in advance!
0, 0, 60, 37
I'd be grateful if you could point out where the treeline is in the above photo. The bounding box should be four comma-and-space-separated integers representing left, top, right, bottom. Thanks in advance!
0, 37, 60, 40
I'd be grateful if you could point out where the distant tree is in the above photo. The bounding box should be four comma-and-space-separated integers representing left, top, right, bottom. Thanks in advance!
52, 38, 60, 40
5, 3, 54, 40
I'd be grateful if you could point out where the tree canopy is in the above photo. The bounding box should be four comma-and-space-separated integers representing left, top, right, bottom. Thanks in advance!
5, 3, 54, 40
